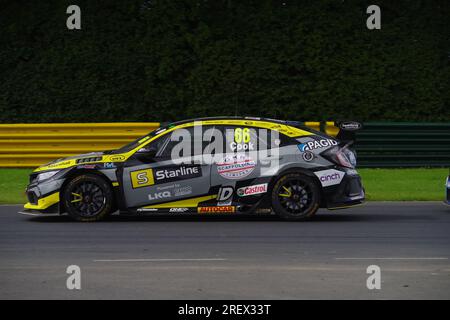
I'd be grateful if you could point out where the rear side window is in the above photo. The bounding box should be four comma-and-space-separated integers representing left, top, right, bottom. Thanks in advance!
218, 125, 291, 152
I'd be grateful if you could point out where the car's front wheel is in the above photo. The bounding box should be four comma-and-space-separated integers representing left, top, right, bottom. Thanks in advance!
271, 173, 320, 220
62, 174, 114, 222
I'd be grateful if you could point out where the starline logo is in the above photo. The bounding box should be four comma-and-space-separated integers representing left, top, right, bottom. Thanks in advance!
237, 183, 268, 197
314, 169, 345, 187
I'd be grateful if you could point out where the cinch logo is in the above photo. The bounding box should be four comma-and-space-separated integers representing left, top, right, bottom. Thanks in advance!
197, 206, 235, 213
314, 169, 345, 187
237, 183, 268, 197
320, 173, 341, 182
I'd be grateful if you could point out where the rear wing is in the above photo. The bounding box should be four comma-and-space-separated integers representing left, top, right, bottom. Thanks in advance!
333, 121, 363, 145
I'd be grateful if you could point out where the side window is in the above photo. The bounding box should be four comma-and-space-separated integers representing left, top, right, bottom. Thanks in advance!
222, 126, 258, 153
152, 125, 214, 159
220, 126, 290, 152
259, 129, 291, 150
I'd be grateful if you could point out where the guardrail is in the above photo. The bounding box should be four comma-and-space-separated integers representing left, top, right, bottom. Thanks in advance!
0, 122, 448, 168
0, 123, 159, 167
354, 122, 450, 168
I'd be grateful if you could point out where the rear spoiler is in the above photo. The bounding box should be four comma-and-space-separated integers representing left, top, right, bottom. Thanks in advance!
334, 121, 363, 145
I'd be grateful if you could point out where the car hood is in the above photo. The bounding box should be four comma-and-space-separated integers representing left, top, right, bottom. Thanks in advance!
33, 151, 128, 172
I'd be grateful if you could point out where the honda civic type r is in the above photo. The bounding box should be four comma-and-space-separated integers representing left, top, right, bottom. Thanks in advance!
21, 117, 365, 221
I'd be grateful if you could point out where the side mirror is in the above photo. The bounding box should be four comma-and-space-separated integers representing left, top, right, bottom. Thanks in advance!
136, 146, 158, 162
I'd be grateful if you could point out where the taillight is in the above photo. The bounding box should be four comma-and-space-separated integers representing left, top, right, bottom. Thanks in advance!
323, 146, 357, 168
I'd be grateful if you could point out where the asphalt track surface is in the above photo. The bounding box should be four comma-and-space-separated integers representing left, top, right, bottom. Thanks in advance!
0, 202, 449, 300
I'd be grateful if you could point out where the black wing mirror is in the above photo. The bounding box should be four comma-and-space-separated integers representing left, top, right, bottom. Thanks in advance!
136, 146, 158, 162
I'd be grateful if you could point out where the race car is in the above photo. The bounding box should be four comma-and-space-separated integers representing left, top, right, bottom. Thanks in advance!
21, 117, 365, 221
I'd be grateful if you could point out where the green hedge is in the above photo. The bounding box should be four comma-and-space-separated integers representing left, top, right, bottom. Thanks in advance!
1, 0, 449, 123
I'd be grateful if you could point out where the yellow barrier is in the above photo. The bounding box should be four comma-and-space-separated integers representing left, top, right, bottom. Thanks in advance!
0, 122, 337, 168
325, 121, 339, 137
0, 123, 160, 167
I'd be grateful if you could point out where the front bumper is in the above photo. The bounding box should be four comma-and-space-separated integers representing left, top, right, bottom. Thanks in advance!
19, 208, 61, 216
323, 169, 365, 209
23, 178, 64, 213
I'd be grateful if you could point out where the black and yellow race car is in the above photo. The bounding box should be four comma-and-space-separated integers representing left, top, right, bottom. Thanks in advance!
21, 117, 365, 221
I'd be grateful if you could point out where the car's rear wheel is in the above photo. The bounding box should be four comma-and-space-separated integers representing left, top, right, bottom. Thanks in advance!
271, 173, 320, 220
62, 174, 114, 222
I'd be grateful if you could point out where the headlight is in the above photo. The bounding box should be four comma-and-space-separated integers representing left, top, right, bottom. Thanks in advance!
36, 170, 59, 182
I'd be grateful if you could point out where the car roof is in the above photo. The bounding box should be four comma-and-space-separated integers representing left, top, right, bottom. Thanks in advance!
161, 116, 303, 128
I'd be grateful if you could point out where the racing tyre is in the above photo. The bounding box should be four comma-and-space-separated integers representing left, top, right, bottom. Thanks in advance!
63, 174, 114, 222
271, 173, 320, 221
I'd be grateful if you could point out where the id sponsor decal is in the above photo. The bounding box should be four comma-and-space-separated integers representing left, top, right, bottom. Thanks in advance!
198, 206, 236, 213
217, 186, 234, 201
298, 139, 337, 152
314, 169, 345, 187
217, 154, 256, 180
237, 183, 268, 197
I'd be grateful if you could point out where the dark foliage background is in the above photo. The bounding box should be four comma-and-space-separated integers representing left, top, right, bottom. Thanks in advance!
0, 0, 449, 123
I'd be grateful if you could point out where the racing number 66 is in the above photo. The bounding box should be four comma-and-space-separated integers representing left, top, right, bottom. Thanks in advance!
234, 128, 250, 143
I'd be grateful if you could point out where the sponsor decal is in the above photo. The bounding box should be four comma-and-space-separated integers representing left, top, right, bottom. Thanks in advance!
169, 208, 189, 213
138, 136, 151, 144
229, 127, 254, 151
339, 121, 362, 131
154, 165, 202, 183
109, 155, 126, 162
237, 183, 268, 197
314, 169, 345, 187
47, 160, 71, 168
154, 128, 167, 135
130, 169, 154, 188
217, 154, 256, 180
148, 191, 171, 201
197, 206, 236, 213
131, 166, 202, 188
298, 139, 338, 152
217, 186, 234, 201
78, 164, 96, 169
302, 151, 314, 162
104, 162, 115, 168
137, 208, 159, 212
174, 186, 192, 197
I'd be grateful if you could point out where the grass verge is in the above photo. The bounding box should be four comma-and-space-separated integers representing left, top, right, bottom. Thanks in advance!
358, 168, 447, 201
0, 168, 447, 204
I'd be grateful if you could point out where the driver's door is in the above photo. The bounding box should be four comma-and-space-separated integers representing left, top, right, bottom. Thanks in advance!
121, 126, 213, 209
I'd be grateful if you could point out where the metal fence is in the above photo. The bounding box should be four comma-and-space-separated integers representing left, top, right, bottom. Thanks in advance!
355, 122, 450, 168
0, 123, 159, 167
0, 122, 448, 168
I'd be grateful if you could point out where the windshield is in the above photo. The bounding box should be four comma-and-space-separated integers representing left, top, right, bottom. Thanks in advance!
109, 126, 166, 154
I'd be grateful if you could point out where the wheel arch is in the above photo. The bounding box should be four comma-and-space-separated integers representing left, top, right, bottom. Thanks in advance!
268, 166, 325, 207
59, 168, 116, 213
